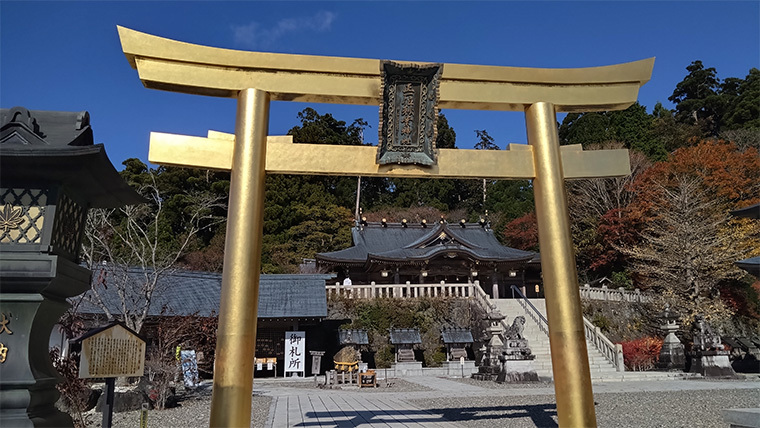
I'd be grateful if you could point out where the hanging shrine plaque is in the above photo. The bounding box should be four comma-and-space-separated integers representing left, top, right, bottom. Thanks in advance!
377, 61, 442, 166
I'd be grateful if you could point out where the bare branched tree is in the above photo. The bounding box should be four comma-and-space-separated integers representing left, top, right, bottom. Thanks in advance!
620, 176, 750, 322
567, 142, 652, 222
80, 171, 226, 333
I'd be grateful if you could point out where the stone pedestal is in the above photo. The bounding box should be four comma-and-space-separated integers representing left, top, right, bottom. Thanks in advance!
504, 338, 534, 360
722, 408, 760, 428
1, 255, 90, 427
391, 362, 423, 377
443, 360, 476, 377
496, 359, 539, 383
690, 350, 739, 378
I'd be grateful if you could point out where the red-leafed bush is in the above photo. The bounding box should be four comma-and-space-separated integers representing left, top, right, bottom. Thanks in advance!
620, 337, 663, 371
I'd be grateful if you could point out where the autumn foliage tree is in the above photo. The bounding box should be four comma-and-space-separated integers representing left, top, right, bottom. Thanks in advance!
503, 211, 539, 252
566, 143, 651, 277
623, 140, 760, 327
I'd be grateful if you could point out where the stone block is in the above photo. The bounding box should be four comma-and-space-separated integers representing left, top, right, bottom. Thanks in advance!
722, 408, 760, 428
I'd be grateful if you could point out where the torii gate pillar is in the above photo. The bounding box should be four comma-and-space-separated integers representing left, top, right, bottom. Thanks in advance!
527, 102, 595, 423
211, 88, 269, 424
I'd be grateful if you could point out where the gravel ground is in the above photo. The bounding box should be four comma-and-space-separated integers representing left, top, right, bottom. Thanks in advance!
451, 377, 557, 389
100, 388, 272, 428
409, 389, 759, 428
91, 378, 428, 427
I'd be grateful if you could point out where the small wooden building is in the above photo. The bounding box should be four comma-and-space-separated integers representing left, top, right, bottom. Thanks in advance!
75, 269, 334, 377
389, 328, 421, 363
441, 327, 474, 362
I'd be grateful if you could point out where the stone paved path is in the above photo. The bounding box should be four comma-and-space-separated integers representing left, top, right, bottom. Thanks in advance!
267, 390, 464, 427
261, 377, 760, 427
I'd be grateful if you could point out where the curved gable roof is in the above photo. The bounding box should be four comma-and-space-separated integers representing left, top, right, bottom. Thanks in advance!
316, 221, 536, 266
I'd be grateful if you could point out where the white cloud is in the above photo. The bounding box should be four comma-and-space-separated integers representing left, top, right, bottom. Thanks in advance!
232, 11, 336, 49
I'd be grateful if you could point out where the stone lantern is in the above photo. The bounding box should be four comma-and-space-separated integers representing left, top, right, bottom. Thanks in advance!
472, 310, 506, 380
0, 107, 143, 427
655, 305, 685, 371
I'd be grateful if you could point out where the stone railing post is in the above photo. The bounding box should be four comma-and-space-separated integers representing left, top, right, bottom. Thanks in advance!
615, 344, 625, 371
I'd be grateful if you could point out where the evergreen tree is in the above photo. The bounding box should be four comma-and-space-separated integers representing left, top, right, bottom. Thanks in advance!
722, 68, 760, 130
558, 103, 667, 161
668, 60, 721, 130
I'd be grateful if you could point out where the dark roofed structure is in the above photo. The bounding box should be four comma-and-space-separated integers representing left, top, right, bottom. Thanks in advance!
441, 327, 474, 344
77, 268, 331, 319
731, 203, 760, 220
731, 203, 760, 279
736, 256, 760, 278
318, 220, 535, 267
1, 107, 144, 208
316, 219, 542, 298
441, 327, 474, 362
339, 329, 369, 345
389, 328, 422, 345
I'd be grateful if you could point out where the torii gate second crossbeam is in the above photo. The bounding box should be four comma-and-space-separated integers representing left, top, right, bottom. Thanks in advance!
118, 26, 653, 428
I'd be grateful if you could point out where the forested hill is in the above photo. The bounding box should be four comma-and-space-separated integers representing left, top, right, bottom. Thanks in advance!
87, 61, 759, 328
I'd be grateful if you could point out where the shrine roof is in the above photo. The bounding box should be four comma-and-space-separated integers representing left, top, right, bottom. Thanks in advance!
731, 203, 760, 219
76, 268, 333, 319
316, 221, 536, 265
441, 328, 474, 344
389, 328, 422, 344
338, 329, 370, 345
736, 256, 760, 278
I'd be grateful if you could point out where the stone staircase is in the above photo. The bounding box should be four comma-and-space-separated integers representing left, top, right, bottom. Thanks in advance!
492, 298, 698, 382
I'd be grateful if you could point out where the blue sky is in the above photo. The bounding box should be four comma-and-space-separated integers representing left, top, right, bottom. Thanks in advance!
2, 1, 758, 168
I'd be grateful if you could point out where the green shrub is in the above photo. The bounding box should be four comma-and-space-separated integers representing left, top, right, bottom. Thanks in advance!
374, 345, 394, 368
592, 313, 611, 332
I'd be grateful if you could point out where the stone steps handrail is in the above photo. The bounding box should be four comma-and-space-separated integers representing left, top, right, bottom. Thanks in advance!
580, 284, 652, 303
583, 317, 625, 372
510, 285, 549, 336
509, 285, 625, 372
470, 280, 497, 313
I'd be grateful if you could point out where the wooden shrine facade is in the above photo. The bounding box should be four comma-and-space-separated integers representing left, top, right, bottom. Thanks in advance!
316, 219, 541, 298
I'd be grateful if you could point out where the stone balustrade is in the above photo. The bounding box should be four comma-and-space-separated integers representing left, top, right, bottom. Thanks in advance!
326, 280, 476, 300
583, 317, 625, 371
580, 284, 652, 303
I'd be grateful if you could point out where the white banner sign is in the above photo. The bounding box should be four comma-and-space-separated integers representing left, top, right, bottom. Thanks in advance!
284, 331, 305, 375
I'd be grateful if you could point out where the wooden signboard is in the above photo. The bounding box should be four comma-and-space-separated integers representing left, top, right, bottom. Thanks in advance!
78, 322, 145, 378
75, 322, 146, 428
359, 370, 376, 388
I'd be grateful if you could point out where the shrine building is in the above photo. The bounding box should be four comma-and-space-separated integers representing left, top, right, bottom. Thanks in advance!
316, 218, 542, 299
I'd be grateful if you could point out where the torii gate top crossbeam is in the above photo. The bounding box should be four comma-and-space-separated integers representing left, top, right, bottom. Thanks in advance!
118, 26, 653, 113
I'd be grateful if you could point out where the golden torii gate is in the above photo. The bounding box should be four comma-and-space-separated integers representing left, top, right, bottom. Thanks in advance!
118, 26, 653, 428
